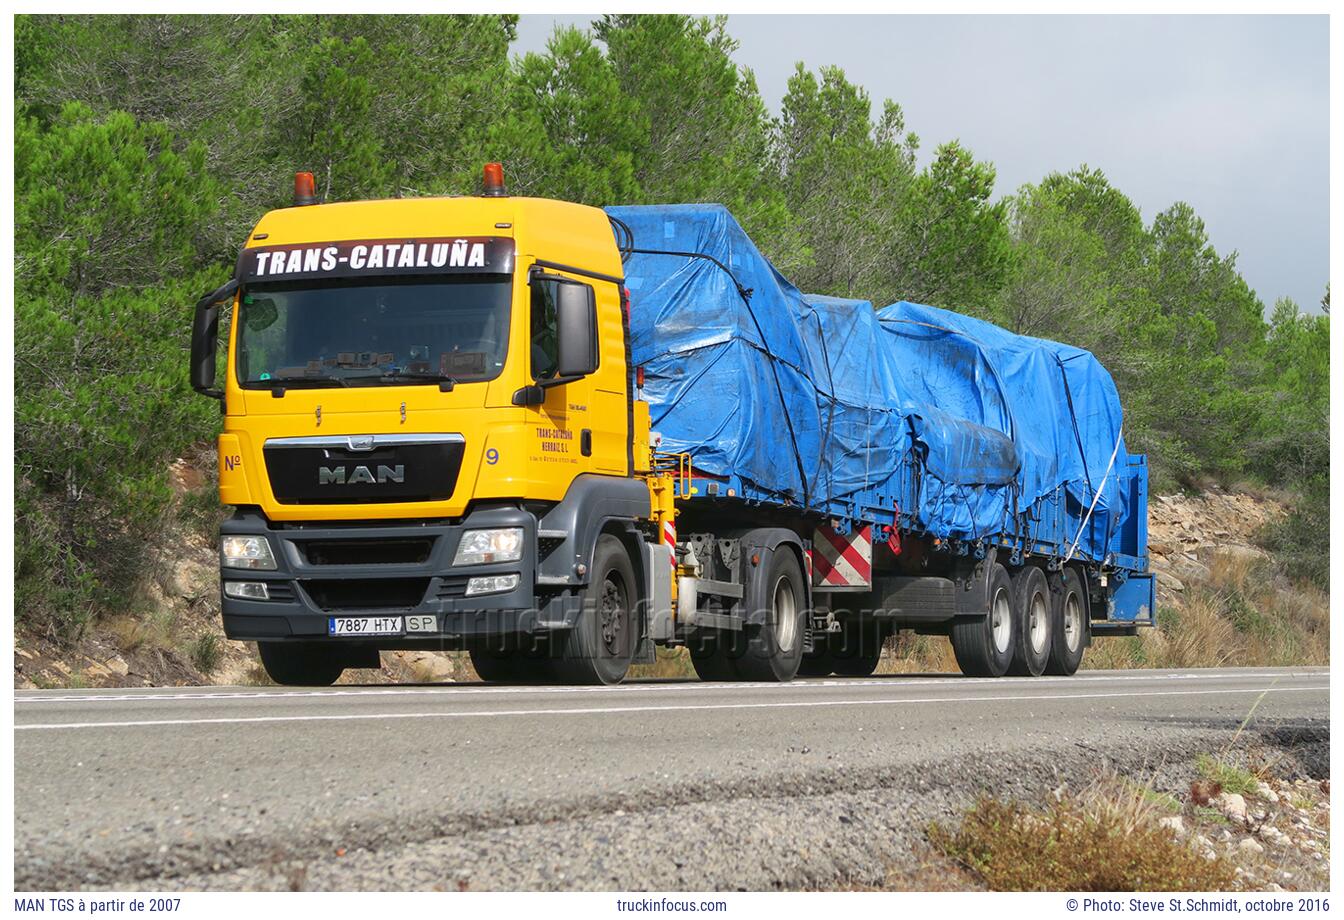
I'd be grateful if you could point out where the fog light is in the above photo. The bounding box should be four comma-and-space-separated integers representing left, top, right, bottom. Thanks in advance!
221, 535, 277, 570
224, 581, 270, 600
465, 574, 520, 597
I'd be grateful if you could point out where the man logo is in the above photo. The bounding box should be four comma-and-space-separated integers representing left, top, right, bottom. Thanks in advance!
318, 465, 405, 485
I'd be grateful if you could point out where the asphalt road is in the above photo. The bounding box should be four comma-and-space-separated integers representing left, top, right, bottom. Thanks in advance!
14, 667, 1329, 891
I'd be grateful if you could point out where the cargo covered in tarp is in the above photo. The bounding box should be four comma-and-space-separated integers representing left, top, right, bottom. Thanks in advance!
605, 203, 1142, 565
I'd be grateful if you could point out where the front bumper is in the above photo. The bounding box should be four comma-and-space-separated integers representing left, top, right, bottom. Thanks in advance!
219, 506, 579, 645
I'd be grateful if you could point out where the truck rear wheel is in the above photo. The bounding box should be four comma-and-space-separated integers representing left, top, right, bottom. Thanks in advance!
1045, 568, 1087, 676
733, 547, 806, 682
551, 534, 637, 685
950, 563, 1015, 677
1007, 566, 1052, 676
257, 641, 346, 686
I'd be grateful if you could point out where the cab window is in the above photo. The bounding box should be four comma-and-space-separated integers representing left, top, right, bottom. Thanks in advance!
530, 278, 559, 379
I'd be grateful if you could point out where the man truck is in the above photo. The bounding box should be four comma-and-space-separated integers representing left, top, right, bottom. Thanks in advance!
190, 164, 1153, 686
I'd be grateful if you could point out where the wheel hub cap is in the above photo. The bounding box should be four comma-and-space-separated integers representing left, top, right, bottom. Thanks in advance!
1063, 594, 1082, 653
773, 576, 797, 653
991, 588, 1012, 652
600, 578, 624, 654
1029, 594, 1048, 655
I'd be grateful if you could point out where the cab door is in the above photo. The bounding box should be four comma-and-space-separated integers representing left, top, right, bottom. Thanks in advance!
526, 269, 629, 478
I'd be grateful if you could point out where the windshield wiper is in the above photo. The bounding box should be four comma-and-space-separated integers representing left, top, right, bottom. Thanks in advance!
347, 371, 458, 391
252, 375, 349, 389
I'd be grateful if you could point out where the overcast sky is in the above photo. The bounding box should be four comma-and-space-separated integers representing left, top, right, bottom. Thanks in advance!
514, 14, 1329, 314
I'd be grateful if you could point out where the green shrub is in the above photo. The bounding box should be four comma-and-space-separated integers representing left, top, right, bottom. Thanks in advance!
190, 633, 223, 674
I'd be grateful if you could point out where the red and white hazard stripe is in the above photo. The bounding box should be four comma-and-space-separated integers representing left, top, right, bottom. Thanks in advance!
663, 519, 677, 569
811, 523, 872, 588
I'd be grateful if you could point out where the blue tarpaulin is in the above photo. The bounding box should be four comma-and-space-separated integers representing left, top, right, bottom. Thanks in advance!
606, 203, 1136, 564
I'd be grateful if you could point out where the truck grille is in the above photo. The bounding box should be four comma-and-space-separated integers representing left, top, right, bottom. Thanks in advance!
263, 435, 464, 505
435, 576, 471, 600
297, 538, 435, 566
266, 582, 297, 603
299, 578, 431, 611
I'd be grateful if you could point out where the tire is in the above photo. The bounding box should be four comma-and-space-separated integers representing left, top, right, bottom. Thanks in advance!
1045, 567, 1088, 676
257, 641, 346, 686
1007, 566, 1052, 676
689, 628, 740, 681
950, 563, 1015, 678
732, 547, 807, 682
829, 618, 883, 677
469, 645, 553, 683
797, 638, 835, 677
551, 534, 638, 685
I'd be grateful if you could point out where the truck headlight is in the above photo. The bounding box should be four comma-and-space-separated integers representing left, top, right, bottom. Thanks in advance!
453, 528, 524, 566
221, 535, 277, 570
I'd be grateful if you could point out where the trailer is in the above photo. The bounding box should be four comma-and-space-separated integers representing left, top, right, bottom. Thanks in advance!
191, 164, 1153, 686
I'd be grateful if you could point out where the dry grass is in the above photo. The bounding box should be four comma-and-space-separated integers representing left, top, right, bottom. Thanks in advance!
878, 632, 960, 674
1084, 548, 1328, 671
104, 610, 178, 655
930, 772, 1241, 891
630, 646, 698, 680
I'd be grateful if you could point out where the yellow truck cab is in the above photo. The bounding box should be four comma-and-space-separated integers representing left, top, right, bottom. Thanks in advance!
192, 166, 671, 686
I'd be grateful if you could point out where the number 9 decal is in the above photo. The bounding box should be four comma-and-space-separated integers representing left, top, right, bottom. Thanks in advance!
485, 448, 499, 465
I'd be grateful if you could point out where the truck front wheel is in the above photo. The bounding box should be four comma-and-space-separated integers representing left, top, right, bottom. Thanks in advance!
551, 534, 637, 685
950, 563, 1015, 677
257, 641, 346, 686
469, 644, 553, 683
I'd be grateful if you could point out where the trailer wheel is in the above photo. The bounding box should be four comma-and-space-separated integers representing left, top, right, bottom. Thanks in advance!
551, 534, 637, 685
1007, 566, 1052, 676
257, 641, 346, 686
950, 563, 1015, 677
1045, 567, 1087, 676
734, 547, 806, 682
829, 619, 884, 677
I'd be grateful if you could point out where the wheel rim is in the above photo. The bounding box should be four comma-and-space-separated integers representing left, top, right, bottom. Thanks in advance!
1029, 592, 1049, 655
772, 575, 798, 653
1063, 593, 1083, 654
599, 574, 627, 655
990, 586, 1012, 652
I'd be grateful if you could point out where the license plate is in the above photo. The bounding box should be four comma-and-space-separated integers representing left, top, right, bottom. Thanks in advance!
328, 616, 404, 636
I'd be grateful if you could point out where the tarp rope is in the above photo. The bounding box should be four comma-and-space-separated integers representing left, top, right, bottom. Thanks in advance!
1063, 424, 1123, 565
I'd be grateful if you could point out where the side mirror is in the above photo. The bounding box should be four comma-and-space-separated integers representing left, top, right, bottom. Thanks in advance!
191, 279, 238, 399
555, 281, 599, 378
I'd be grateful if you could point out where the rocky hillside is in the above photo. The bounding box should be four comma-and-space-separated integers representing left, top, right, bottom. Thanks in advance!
1148, 486, 1288, 601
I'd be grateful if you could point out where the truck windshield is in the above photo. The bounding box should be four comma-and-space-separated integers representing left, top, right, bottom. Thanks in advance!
235, 276, 511, 388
